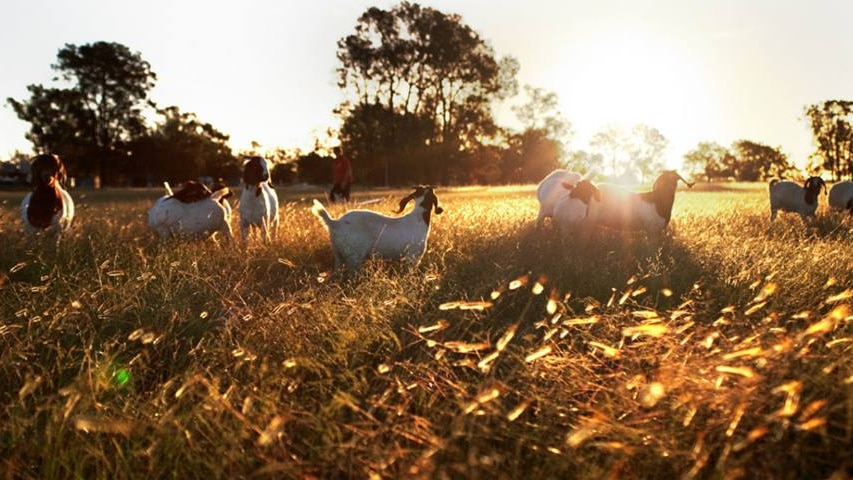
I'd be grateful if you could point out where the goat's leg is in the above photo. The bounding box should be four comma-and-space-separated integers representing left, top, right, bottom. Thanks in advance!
270, 215, 280, 240
535, 211, 546, 229
260, 218, 270, 243
240, 219, 250, 241
221, 221, 234, 243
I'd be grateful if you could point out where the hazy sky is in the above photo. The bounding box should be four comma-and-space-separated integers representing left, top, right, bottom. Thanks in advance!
2, 0, 852, 169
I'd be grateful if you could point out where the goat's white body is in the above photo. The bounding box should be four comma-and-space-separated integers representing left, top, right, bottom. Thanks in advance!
769, 181, 818, 220
828, 181, 853, 211
239, 183, 279, 241
552, 194, 597, 235
592, 185, 668, 236
20, 186, 74, 236
312, 200, 431, 273
148, 190, 233, 240
536, 169, 582, 227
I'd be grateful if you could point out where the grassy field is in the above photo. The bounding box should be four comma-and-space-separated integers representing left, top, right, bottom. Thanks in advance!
1, 183, 853, 478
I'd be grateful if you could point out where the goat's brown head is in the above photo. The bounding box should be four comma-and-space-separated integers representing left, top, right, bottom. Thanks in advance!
243, 156, 269, 196
30, 153, 66, 188
171, 180, 212, 203
561, 179, 601, 205
652, 170, 694, 193
396, 185, 443, 224
639, 170, 693, 223
803, 176, 826, 206
212, 178, 233, 202
27, 154, 66, 229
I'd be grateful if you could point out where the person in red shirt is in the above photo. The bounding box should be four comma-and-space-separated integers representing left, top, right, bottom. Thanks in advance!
330, 146, 353, 202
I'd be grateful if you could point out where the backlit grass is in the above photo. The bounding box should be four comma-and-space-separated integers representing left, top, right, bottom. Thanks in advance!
1, 183, 852, 478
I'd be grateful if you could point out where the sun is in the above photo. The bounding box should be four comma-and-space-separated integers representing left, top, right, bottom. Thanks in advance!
549, 28, 714, 174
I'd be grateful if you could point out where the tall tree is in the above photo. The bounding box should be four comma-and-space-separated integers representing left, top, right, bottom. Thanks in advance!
336, 2, 517, 185
504, 85, 573, 182
8, 41, 156, 183
731, 140, 792, 181
127, 106, 237, 185
682, 141, 735, 182
627, 124, 668, 182
590, 125, 628, 177
804, 100, 853, 180
564, 150, 604, 176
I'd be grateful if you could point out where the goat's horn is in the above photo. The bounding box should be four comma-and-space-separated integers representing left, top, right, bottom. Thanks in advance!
677, 173, 695, 188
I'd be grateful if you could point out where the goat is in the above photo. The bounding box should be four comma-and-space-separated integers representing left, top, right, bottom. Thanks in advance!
591, 171, 693, 239
311, 185, 443, 275
20, 153, 74, 240
239, 156, 279, 241
769, 177, 826, 220
147, 180, 233, 240
552, 180, 602, 235
828, 180, 853, 213
536, 169, 582, 228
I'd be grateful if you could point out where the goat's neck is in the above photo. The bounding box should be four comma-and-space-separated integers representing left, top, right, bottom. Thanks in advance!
804, 188, 818, 206
402, 204, 431, 226
245, 182, 264, 197
639, 187, 677, 221
28, 182, 63, 228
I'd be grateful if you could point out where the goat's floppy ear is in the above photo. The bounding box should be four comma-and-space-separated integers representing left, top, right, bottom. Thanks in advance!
432, 191, 444, 215
561, 181, 575, 190
594, 188, 601, 202
56, 155, 67, 184
396, 193, 415, 213
29, 158, 40, 185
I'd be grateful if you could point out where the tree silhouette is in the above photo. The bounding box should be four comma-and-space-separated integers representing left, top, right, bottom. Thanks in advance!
336, 2, 518, 185
804, 100, 853, 180
731, 140, 792, 181
8, 42, 156, 184
682, 142, 735, 182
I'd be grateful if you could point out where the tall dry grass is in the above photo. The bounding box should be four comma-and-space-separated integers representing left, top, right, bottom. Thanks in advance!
1, 184, 853, 478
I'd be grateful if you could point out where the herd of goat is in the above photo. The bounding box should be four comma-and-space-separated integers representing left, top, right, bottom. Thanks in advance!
16, 153, 853, 275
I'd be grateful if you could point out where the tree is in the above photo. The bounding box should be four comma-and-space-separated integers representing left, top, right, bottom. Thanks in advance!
590, 125, 628, 177
804, 100, 853, 180
627, 124, 668, 182
336, 2, 518, 185
506, 85, 573, 182
731, 140, 793, 181
127, 106, 237, 185
564, 150, 604, 176
683, 141, 735, 182
8, 41, 156, 184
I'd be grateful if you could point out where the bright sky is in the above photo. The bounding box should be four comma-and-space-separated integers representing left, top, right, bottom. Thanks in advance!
2, 0, 852, 171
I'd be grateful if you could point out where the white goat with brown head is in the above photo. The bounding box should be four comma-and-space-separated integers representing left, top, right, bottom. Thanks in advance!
21, 153, 74, 241
147, 180, 233, 240
536, 169, 583, 228
239, 156, 279, 242
591, 170, 693, 239
312, 186, 443, 276
769, 177, 826, 221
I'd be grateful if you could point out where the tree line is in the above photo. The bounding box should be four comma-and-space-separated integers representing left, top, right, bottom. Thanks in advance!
5, 3, 853, 186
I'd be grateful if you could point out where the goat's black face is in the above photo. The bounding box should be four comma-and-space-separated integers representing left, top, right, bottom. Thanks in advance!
803, 177, 826, 194
243, 156, 269, 185
803, 176, 826, 205
568, 180, 601, 205
396, 185, 443, 223
31, 153, 66, 187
